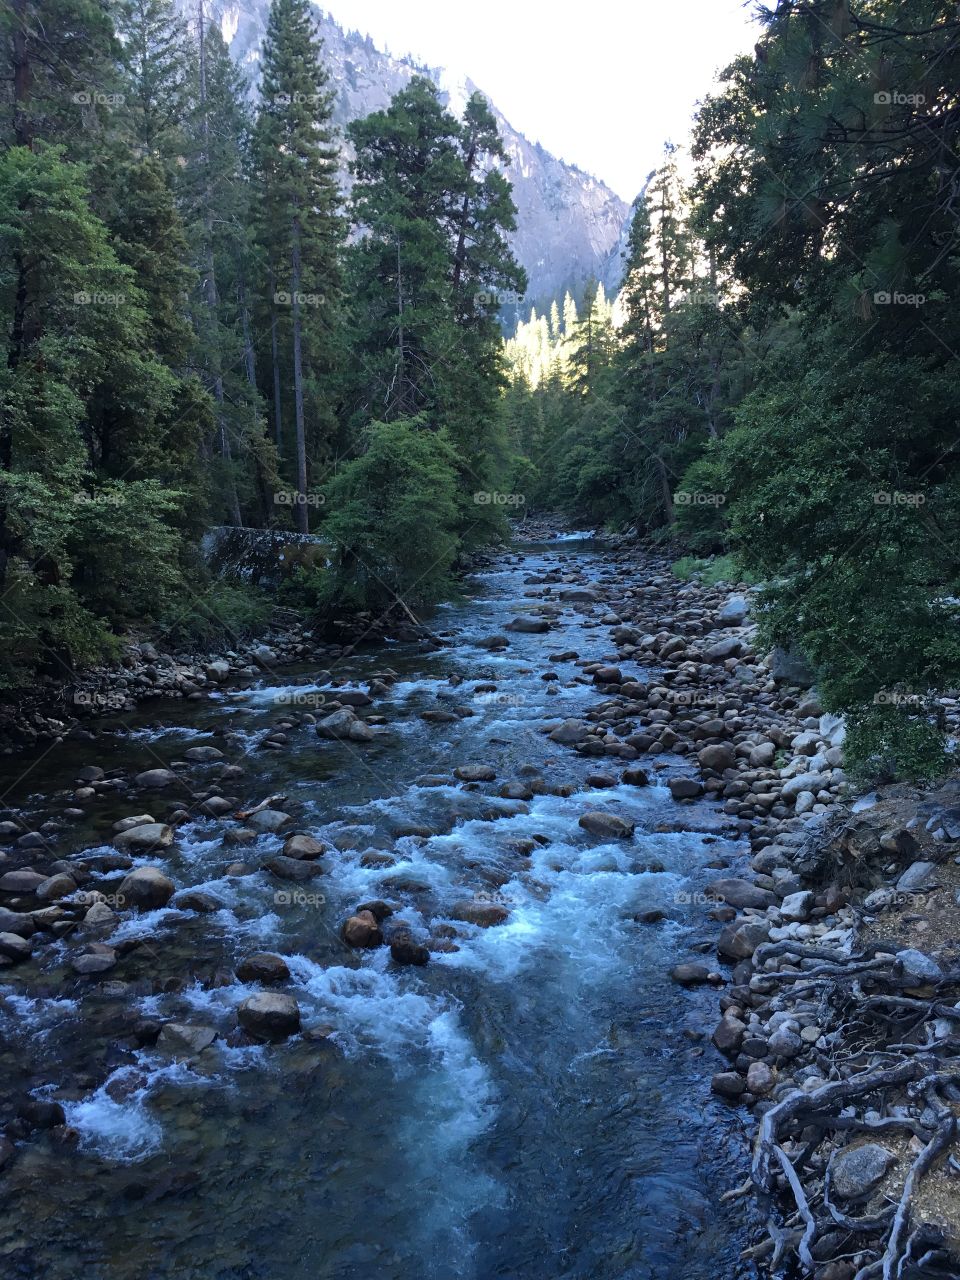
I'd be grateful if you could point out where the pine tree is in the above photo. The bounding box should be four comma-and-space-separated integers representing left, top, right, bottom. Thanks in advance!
252, 0, 343, 534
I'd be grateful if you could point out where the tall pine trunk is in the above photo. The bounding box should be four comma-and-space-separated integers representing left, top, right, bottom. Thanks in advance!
268, 266, 283, 456
290, 210, 308, 535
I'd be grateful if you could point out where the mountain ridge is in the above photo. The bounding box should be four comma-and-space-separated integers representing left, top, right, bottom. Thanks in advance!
193, 0, 632, 311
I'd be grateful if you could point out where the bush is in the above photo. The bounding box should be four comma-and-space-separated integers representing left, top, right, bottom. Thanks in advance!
158, 583, 272, 649
844, 702, 949, 785
318, 416, 461, 612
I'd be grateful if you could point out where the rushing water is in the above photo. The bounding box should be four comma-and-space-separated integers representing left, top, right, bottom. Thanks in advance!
0, 539, 755, 1280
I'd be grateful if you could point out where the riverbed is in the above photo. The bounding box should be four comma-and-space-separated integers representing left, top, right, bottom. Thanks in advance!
0, 537, 755, 1280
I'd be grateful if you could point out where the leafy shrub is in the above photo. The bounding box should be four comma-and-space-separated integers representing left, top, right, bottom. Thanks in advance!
158, 584, 272, 649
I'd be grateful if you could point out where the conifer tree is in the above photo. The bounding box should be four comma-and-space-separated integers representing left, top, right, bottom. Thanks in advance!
252, 0, 343, 534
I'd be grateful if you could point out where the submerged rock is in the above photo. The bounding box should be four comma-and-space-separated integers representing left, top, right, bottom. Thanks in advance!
117, 866, 175, 910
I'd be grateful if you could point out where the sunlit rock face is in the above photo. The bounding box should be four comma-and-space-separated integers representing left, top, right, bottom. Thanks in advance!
190, 1, 632, 314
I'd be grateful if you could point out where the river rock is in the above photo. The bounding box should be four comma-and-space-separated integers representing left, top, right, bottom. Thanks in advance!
0, 932, 32, 962
0, 869, 46, 893
282, 834, 326, 860
897, 949, 943, 985
781, 772, 825, 801
72, 947, 116, 974
707, 878, 776, 909
113, 822, 174, 853
113, 814, 155, 833
237, 992, 300, 1041
780, 890, 815, 921
669, 778, 705, 801
35, 873, 76, 902
712, 1015, 746, 1054
236, 953, 290, 984
0, 907, 34, 937
390, 935, 430, 966
768, 1026, 803, 1059
172, 890, 223, 913
548, 719, 590, 744
506, 617, 551, 633
621, 766, 649, 786
896, 861, 939, 891
265, 855, 321, 883
184, 746, 224, 762
341, 911, 383, 948
450, 902, 509, 927
671, 962, 711, 986
704, 637, 743, 662
157, 1022, 217, 1056
134, 768, 179, 789
718, 919, 770, 959
698, 744, 736, 773
718, 595, 749, 626
248, 809, 292, 834
117, 866, 175, 910
198, 796, 234, 817
578, 811, 635, 839
711, 1072, 746, 1098
454, 764, 496, 782
747, 1061, 775, 1095
829, 1143, 896, 1200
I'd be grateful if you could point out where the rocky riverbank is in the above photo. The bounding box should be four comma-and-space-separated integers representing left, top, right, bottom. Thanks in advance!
0, 534, 958, 1277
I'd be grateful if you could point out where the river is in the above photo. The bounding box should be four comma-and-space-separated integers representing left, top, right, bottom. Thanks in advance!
0, 536, 755, 1280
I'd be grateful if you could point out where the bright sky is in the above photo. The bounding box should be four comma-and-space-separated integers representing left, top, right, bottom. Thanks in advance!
322, 0, 762, 200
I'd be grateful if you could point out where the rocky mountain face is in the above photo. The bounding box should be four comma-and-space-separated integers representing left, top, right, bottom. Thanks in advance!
197, 1, 631, 311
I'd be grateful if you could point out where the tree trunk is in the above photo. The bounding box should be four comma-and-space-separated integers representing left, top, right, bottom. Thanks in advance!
269, 267, 283, 456
290, 211, 308, 535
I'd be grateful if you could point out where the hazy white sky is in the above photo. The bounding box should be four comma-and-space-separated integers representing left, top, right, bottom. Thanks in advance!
322, 0, 762, 200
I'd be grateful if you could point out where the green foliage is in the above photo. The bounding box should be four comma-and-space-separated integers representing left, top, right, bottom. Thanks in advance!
319, 417, 460, 612
844, 704, 949, 787
671, 554, 748, 587
158, 582, 273, 649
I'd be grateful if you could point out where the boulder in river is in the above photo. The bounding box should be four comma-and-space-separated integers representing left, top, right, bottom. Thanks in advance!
117, 866, 175, 910
157, 1022, 218, 1056
450, 901, 509, 927
0, 869, 46, 894
506, 617, 551, 633
454, 764, 496, 782
248, 809, 293, 834
237, 992, 300, 1041
236, 953, 290, 984
282, 834, 326, 860
342, 910, 383, 948
548, 719, 590, 744
578, 811, 635, 839
113, 822, 174, 853
0, 932, 32, 962
706, 878, 776, 909
265, 855, 322, 883
134, 768, 179, 790
390, 935, 430, 966
184, 746, 224, 762
669, 778, 705, 801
